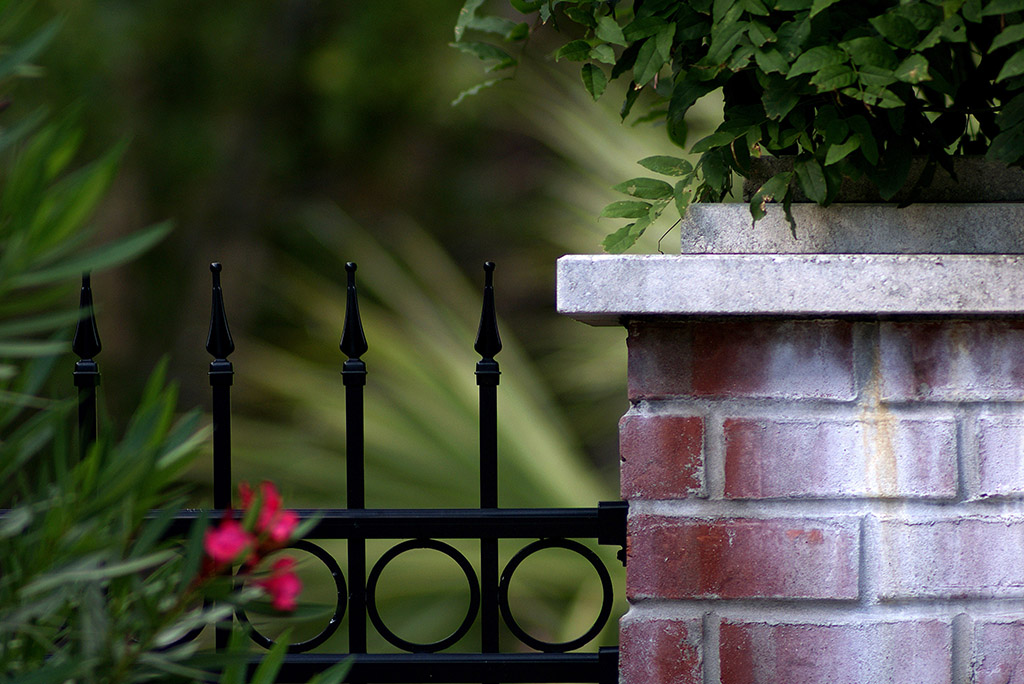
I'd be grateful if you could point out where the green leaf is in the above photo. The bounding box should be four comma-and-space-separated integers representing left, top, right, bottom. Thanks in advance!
997, 92, 1024, 128
611, 177, 675, 199
894, 54, 930, 83
674, 180, 693, 217
451, 77, 508, 106
633, 23, 674, 85
449, 42, 515, 71
555, 40, 592, 62
754, 47, 789, 73
638, 155, 694, 176
620, 82, 641, 121
761, 74, 804, 118
825, 137, 860, 164
590, 44, 616, 64
249, 630, 292, 684
454, 0, 486, 41
466, 15, 522, 39
982, 0, 1024, 15
747, 20, 777, 47
691, 130, 742, 153
987, 127, 1024, 163
840, 36, 897, 69
510, 0, 543, 12
581, 63, 608, 100
810, 0, 842, 16
14, 221, 173, 287
749, 171, 793, 221
0, 19, 60, 83
991, 23, 1024, 51
999, 48, 1024, 82
788, 45, 845, 77
623, 17, 669, 41
601, 216, 651, 253
810, 63, 856, 89
600, 200, 653, 218
741, 0, 771, 15
794, 156, 827, 203
595, 16, 627, 46
870, 14, 919, 48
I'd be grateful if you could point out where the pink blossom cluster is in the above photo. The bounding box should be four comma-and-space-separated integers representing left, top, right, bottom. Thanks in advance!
202, 481, 301, 611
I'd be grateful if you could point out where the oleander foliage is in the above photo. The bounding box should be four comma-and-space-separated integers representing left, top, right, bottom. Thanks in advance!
457, 0, 1024, 250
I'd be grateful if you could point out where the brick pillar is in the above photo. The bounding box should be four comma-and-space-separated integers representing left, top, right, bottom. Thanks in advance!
558, 250, 1024, 684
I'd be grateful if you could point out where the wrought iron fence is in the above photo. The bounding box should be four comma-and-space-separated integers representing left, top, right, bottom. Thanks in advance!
71, 261, 627, 683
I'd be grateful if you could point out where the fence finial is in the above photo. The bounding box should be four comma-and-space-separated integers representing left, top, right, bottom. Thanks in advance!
475, 262, 501, 362
72, 273, 102, 360
206, 262, 235, 360
340, 262, 368, 360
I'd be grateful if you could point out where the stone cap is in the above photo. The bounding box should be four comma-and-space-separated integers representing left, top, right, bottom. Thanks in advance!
557, 254, 1024, 325
683, 204, 1024, 254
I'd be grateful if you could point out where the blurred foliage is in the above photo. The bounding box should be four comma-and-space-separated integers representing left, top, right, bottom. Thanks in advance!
10, 0, 720, 662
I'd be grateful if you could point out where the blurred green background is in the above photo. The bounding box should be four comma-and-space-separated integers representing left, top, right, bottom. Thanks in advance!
23, 0, 719, 656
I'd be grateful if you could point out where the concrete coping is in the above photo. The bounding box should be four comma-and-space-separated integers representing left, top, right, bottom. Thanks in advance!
556, 254, 1024, 325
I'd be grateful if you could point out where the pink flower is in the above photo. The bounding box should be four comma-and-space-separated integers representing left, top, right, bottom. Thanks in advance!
239, 481, 298, 546
204, 518, 254, 565
257, 557, 302, 611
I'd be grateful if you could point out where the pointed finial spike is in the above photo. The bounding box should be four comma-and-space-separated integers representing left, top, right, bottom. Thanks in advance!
206, 262, 234, 360
340, 261, 368, 360
474, 261, 502, 361
72, 272, 102, 360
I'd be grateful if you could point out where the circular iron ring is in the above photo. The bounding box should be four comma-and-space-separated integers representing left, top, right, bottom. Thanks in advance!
237, 539, 347, 652
366, 538, 480, 653
498, 538, 613, 653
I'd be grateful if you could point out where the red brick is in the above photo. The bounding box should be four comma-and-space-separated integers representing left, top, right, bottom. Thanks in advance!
691, 320, 855, 399
620, 615, 702, 684
879, 321, 1024, 401
973, 620, 1024, 684
875, 517, 1024, 599
976, 416, 1024, 498
627, 514, 859, 600
627, 321, 855, 400
723, 416, 957, 499
719, 618, 952, 684
620, 414, 704, 499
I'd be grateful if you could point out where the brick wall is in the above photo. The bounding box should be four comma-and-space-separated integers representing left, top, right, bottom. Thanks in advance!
620, 318, 1024, 684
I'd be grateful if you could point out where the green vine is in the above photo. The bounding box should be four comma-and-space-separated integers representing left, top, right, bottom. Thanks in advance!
455, 0, 1024, 251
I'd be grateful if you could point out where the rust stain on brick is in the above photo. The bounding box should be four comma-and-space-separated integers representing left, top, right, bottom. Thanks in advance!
862, 349, 899, 496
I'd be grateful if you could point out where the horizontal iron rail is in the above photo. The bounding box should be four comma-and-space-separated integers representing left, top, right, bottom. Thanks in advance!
162, 502, 627, 545
259, 648, 618, 684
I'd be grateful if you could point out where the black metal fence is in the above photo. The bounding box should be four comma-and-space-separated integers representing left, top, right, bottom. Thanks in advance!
72, 262, 627, 683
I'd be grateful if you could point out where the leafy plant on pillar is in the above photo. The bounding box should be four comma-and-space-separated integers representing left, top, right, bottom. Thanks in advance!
455, 0, 1024, 251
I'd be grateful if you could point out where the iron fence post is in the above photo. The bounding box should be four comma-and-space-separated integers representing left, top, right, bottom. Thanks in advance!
341, 262, 369, 658
207, 262, 235, 650
72, 273, 101, 460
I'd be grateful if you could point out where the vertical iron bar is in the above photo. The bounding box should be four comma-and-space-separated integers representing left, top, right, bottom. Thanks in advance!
206, 262, 235, 650
340, 262, 368, 657
72, 274, 102, 460
475, 262, 501, 661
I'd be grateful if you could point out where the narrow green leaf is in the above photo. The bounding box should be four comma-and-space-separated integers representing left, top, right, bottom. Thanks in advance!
451, 77, 509, 106
13, 221, 172, 287
249, 631, 292, 684
638, 155, 694, 176
449, 42, 515, 71
611, 177, 675, 199
555, 40, 592, 62
581, 63, 608, 100
600, 200, 653, 218
454, 0, 486, 41
0, 19, 60, 83
794, 156, 828, 203
0, 340, 68, 357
